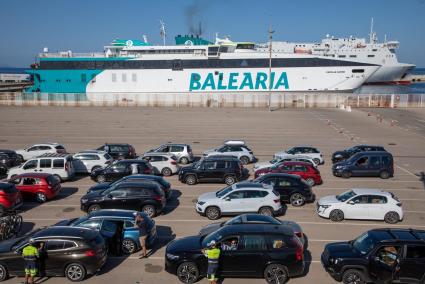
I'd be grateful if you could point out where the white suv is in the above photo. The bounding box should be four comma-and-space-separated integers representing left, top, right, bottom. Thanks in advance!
274, 146, 324, 165
196, 182, 282, 220
203, 140, 256, 165
316, 188, 403, 224
140, 153, 180, 176
15, 143, 67, 161
72, 150, 113, 174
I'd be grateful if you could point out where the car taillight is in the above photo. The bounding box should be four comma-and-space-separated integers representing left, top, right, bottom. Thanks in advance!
65, 162, 69, 171
296, 245, 303, 261
295, 232, 304, 239
85, 250, 96, 257
153, 195, 162, 202
274, 199, 280, 204
397, 202, 402, 207
105, 160, 111, 164
170, 160, 177, 165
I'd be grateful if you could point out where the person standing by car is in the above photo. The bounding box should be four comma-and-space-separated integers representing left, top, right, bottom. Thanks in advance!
131, 163, 139, 175
37, 242, 46, 277
202, 240, 221, 284
22, 238, 39, 284
134, 212, 148, 258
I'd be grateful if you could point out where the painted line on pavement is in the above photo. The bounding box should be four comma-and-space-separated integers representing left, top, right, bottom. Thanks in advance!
395, 164, 419, 178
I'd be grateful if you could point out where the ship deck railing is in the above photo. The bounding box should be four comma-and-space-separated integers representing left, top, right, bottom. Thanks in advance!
38, 52, 109, 58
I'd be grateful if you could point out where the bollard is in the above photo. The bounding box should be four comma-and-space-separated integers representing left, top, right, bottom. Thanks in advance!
367, 112, 371, 116
346, 106, 352, 112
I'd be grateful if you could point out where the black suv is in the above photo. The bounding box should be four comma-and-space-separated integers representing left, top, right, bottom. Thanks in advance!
0, 226, 107, 282
165, 223, 305, 283
332, 145, 387, 163
96, 143, 136, 160
0, 150, 20, 175
178, 156, 245, 185
321, 228, 425, 284
90, 159, 153, 183
80, 181, 166, 217
254, 173, 315, 207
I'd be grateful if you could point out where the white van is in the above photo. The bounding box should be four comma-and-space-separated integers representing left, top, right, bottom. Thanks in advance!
7, 153, 75, 182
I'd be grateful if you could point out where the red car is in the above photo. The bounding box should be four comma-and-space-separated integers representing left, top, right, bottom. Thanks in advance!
0, 182, 23, 215
8, 173, 61, 203
254, 161, 322, 186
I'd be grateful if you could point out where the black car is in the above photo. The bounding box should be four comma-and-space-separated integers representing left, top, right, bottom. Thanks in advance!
96, 143, 136, 160
332, 151, 394, 179
88, 174, 172, 199
0, 226, 107, 282
321, 228, 425, 284
165, 224, 305, 283
0, 150, 20, 175
80, 181, 166, 217
90, 159, 153, 183
254, 173, 315, 207
178, 156, 245, 185
332, 145, 387, 163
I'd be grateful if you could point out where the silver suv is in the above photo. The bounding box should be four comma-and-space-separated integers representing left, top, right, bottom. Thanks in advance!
145, 143, 194, 164
203, 140, 256, 165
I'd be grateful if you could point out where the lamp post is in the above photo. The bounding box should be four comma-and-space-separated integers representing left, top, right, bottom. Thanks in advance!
268, 26, 274, 111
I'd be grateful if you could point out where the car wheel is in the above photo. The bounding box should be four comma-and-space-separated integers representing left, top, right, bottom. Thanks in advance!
380, 170, 390, 179
36, 192, 47, 203
91, 166, 102, 173
313, 158, 321, 165
142, 205, 157, 218
87, 204, 101, 213
259, 206, 274, 216
96, 175, 106, 183
162, 167, 172, 176
65, 263, 86, 282
342, 269, 366, 284
330, 209, 344, 222
341, 171, 351, 179
224, 175, 236, 185
290, 193, 305, 207
179, 157, 189, 165
177, 262, 199, 283
384, 211, 400, 224
122, 238, 137, 254
185, 175, 197, 185
205, 206, 221, 220
0, 263, 9, 281
53, 174, 62, 182
305, 178, 315, 186
240, 156, 249, 165
264, 263, 288, 284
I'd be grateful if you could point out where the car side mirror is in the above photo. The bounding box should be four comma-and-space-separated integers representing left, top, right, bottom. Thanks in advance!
107, 194, 113, 199
374, 256, 380, 262
224, 197, 231, 201
347, 201, 355, 205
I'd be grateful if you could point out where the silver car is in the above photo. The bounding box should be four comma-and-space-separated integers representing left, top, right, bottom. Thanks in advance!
203, 140, 256, 165
145, 143, 194, 164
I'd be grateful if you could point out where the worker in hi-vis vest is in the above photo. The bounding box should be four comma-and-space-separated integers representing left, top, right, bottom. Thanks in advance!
22, 238, 39, 284
202, 240, 221, 284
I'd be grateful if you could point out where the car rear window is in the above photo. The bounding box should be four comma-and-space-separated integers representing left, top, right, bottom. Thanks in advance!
170, 145, 184, 152
111, 145, 129, 152
0, 183, 17, 194
53, 159, 64, 168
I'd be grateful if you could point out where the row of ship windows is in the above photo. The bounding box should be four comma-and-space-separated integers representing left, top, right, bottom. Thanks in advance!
111, 73, 137, 82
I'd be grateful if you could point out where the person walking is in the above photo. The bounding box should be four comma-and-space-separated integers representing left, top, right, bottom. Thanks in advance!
134, 212, 148, 258
202, 240, 221, 284
22, 238, 39, 284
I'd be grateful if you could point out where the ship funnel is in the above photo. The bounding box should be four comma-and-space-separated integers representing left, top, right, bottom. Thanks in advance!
43, 47, 49, 53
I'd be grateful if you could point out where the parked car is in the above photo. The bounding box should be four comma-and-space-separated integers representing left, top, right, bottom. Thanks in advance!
72, 150, 113, 174
274, 146, 324, 165
87, 174, 172, 200
80, 181, 166, 217
316, 188, 403, 223
254, 156, 317, 172
0, 226, 107, 282
0, 150, 21, 175
0, 183, 22, 215
15, 143, 66, 161
332, 145, 387, 163
332, 151, 394, 179
178, 156, 245, 186
140, 153, 180, 176
198, 213, 306, 247
165, 223, 304, 284
7, 153, 75, 182
145, 143, 194, 164
321, 228, 425, 284
203, 140, 256, 165
8, 173, 61, 203
195, 182, 282, 220
254, 161, 322, 186
254, 173, 315, 207
96, 143, 136, 160
90, 159, 153, 183
55, 209, 157, 254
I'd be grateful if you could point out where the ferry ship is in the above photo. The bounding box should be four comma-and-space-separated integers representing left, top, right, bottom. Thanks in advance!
26, 35, 380, 101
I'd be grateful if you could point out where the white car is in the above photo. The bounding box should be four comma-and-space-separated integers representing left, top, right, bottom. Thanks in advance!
15, 143, 66, 161
72, 150, 113, 174
140, 153, 180, 176
203, 140, 255, 165
254, 156, 317, 171
274, 146, 324, 165
195, 182, 282, 220
316, 188, 403, 224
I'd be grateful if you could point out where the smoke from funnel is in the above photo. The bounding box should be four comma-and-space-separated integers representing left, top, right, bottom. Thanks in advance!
185, 1, 208, 36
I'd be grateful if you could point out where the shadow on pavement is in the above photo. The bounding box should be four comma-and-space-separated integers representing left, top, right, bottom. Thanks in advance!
162, 189, 182, 216
148, 225, 176, 257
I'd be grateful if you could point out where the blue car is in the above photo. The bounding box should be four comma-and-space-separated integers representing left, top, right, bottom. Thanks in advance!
55, 209, 157, 254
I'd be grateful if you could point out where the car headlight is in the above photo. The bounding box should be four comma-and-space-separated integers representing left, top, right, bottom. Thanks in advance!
329, 257, 341, 264
81, 198, 88, 204
197, 201, 206, 206
166, 253, 180, 260
335, 165, 343, 169
320, 204, 331, 209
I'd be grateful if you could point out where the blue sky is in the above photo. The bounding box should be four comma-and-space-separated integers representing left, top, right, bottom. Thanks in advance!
1, 0, 424, 67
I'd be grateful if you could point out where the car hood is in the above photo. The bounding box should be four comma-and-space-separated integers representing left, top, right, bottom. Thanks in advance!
318, 195, 341, 205
82, 190, 103, 200
274, 151, 289, 158
14, 149, 25, 155
166, 236, 202, 254
197, 192, 218, 202
0, 237, 21, 253
324, 241, 362, 258
88, 182, 111, 193
253, 161, 272, 170
199, 223, 222, 236
332, 151, 348, 159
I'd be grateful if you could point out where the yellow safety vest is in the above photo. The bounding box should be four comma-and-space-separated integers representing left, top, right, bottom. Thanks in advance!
205, 248, 220, 263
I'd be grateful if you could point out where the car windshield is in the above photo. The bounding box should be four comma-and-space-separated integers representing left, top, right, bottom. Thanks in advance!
346, 147, 359, 154
70, 216, 88, 226
216, 186, 233, 198
336, 190, 357, 202
269, 158, 280, 164
202, 228, 225, 248
193, 160, 203, 169
12, 229, 40, 250
352, 232, 377, 255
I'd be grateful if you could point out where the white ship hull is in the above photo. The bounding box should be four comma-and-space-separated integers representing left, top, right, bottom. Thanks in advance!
365, 63, 415, 84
